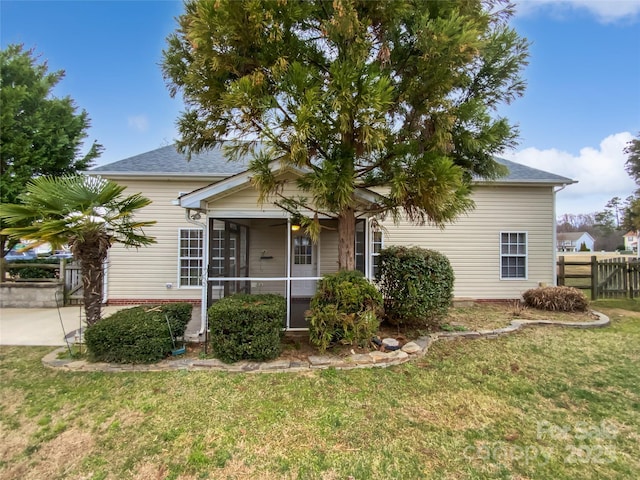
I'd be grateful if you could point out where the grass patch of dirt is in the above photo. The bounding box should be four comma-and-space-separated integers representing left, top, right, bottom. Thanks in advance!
445, 302, 599, 331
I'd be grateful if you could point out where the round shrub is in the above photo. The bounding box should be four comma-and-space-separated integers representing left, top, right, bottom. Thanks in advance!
208, 294, 285, 363
85, 303, 193, 364
309, 270, 382, 351
376, 246, 454, 329
522, 286, 589, 312
85, 308, 171, 363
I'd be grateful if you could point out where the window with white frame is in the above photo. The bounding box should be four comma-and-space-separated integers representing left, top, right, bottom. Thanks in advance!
355, 220, 365, 273
178, 228, 203, 287
371, 230, 383, 278
500, 232, 527, 279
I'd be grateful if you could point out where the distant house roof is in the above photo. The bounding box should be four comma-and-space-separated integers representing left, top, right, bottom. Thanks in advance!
89, 145, 574, 185
557, 232, 595, 242
623, 231, 638, 237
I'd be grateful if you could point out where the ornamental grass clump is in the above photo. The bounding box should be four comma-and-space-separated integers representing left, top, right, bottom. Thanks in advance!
309, 270, 383, 352
522, 286, 589, 312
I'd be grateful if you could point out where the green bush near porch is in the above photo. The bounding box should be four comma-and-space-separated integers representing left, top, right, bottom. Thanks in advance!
85, 303, 193, 363
309, 270, 383, 352
376, 246, 454, 329
208, 294, 285, 363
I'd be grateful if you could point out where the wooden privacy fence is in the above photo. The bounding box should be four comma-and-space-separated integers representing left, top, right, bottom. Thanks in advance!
557, 256, 640, 300
62, 260, 83, 305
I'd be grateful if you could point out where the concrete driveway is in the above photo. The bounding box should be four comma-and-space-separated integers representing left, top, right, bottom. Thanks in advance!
0, 305, 129, 346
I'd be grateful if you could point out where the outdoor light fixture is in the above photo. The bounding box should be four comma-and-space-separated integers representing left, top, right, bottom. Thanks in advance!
290, 223, 301, 232
190, 211, 202, 221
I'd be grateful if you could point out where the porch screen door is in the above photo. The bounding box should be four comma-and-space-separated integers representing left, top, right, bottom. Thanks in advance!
291, 232, 316, 297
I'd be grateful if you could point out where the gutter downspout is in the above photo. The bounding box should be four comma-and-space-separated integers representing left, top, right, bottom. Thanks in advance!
185, 208, 208, 336
553, 184, 569, 286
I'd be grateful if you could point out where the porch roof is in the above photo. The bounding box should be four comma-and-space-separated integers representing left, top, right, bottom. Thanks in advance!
178, 161, 383, 212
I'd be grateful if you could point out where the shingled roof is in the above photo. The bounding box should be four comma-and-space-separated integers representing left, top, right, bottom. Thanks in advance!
90, 144, 250, 177
90, 144, 574, 185
491, 157, 574, 185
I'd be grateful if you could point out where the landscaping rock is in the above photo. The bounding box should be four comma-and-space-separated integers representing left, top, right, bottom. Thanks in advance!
401, 341, 421, 354
308, 355, 337, 366
382, 337, 399, 348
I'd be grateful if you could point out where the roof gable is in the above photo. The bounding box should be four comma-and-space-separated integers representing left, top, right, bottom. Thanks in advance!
180, 162, 382, 211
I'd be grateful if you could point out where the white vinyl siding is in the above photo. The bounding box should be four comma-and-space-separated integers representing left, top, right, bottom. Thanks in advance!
500, 232, 527, 280
102, 179, 210, 301
100, 174, 557, 302
178, 228, 203, 287
381, 185, 556, 299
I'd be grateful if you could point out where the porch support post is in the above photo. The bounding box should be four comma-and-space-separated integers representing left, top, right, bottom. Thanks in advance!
200, 217, 210, 336
365, 217, 371, 280
286, 219, 292, 329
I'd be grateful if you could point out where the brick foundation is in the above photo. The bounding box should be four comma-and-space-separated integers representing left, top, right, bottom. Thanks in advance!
106, 299, 201, 306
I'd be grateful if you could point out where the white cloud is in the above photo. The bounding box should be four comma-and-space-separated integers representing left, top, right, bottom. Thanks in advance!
502, 132, 637, 215
127, 115, 149, 133
515, 0, 640, 23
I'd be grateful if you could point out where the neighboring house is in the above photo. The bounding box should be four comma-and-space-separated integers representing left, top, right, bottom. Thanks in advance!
623, 231, 638, 252
89, 145, 575, 331
556, 232, 595, 252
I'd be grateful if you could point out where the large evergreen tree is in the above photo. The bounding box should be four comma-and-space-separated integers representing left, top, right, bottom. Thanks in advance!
0, 44, 102, 256
162, 0, 528, 269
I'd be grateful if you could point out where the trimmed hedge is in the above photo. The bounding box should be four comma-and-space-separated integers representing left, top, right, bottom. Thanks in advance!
7, 257, 59, 279
522, 286, 589, 312
85, 303, 193, 364
309, 270, 382, 351
376, 246, 454, 329
208, 294, 285, 363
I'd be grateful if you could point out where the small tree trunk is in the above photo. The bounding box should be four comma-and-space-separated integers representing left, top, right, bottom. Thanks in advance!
82, 255, 105, 326
337, 206, 356, 270
74, 234, 109, 326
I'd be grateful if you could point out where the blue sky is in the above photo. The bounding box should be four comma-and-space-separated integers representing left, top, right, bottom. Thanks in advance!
1, 0, 639, 217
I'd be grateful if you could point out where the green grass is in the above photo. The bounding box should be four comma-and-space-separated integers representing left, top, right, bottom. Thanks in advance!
593, 298, 640, 312
1, 302, 639, 479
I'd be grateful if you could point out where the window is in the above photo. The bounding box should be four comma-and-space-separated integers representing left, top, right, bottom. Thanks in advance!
355, 220, 365, 273
500, 232, 527, 279
293, 235, 313, 265
178, 228, 203, 287
354, 221, 383, 278
371, 230, 383, 278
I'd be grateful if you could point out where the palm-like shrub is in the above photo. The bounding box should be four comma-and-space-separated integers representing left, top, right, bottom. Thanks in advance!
0, 175, 155, 325
309, 270, 382, 351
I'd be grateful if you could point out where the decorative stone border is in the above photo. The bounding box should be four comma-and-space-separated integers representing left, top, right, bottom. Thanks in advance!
42, 311, 610, 373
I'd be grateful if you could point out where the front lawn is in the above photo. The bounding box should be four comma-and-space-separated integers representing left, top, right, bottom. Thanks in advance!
1, 303, 638, 479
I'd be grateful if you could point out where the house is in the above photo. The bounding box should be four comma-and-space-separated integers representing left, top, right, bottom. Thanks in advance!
89, 145, 575, 331
623, 231, 638, 252
556, 232, 595, 252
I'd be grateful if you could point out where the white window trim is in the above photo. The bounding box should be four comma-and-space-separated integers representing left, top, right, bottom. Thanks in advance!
500, 231, 528, 281
370, 229, 384, 280
178, 227, 204, 288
